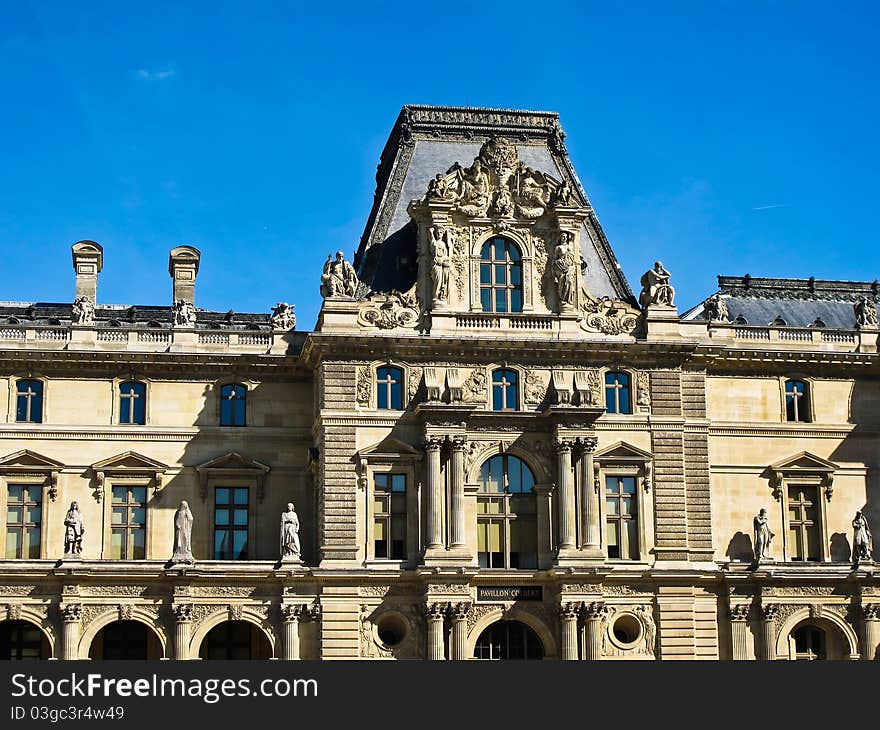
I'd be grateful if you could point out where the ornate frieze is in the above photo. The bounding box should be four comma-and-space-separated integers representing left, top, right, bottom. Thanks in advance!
580, 296, 640, 335
357, 291, 420, 330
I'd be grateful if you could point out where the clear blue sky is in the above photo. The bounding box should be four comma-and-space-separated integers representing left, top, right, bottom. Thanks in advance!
2, 1, 878, 328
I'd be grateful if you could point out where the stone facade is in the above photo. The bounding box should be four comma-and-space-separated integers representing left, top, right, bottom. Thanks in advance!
0, 105, 878, 660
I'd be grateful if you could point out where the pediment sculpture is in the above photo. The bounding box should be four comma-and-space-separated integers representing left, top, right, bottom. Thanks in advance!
320, 251, 359, 298
357, 290, 420, 330
417, 136, 580, 220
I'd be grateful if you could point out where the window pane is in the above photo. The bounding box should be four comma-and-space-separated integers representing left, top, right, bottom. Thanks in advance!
131, 487, 146, 504
391, 474, 406, 492
488, 521, 501, 552
215, 488, 230, 504
110, 529, 124, 559
789, 527, 802, 560
131, 507, 145, 526
494, 264, 507, 284
625, 519, 639, 560
377, 381, 388, 409
374, 474, 388, 490
111, 507, 126, 525
7, 485, 24, 503
111, 487, 126, 504
493, 239, 504, 259
119, 394, 131, 424
495, 288, 507, 313
6, 530, 21, 558
621, 477, 636, 494
507, 243, 521, 261
805, 524, 820, 561
26, 504, 41, 524
26, 528, 41, 558
607, 520, 620, 548
481, 242, 492, 260
510, 264, 521, 286
214, 530, 228, 559
215, 508, 229, 526
7, 506, 22, 524
233, 508, 248, 526
232, 530, 248, 559
390, 380, 402, 410
133, 393, 146, 424
132, 528, 145, 560
606, 498, 618, 515
510, 288, 522, 312
480, 288, 491, 312
234, 397, 246, 425
605, 388, 616, 413
220, 399, 232, 425
622, 497, 634, 516
234, 488, 248, 505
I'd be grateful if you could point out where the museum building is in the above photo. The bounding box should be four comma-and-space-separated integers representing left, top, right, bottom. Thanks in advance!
1, 105, 879, 661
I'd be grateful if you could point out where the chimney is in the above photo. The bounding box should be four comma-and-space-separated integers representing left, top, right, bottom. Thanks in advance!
168, 246, 201, 304
71, 240, 103, 302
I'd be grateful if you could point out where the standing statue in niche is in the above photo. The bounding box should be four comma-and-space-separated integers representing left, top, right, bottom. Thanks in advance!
854, 296, 879, 328
280, 502, 301, 560
171, 500, 195, 564
853, 510, 873, 562
71, 296, 95, 325
753, 508, 775, 561
552, 231, 579, 308
63, 501, 84, 556
639, 261, 675, 307
320, 251, 359, 298
429, 227, 452, 303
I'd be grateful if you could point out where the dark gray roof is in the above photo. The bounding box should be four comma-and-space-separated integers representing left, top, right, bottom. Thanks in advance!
0, 302, 273, 331
682, 275, 880, 328
354, 105, 635, 304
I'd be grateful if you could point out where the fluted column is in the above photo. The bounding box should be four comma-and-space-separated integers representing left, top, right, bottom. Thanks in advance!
61, 604, 81, 660
862, 604, 880, 660
281, 605, 302, 660
559, 602, 580, 660
426, 602, 447, 660
728, 604, 751, 660
450, 436, 467, 549
555, 438, 576, 552
759, 604, 777, 660
580, 437, 600, 552
450, 602, 471, 660
582, 601, 606, 661
173, 603, 193, 660
425, 436, 444, 551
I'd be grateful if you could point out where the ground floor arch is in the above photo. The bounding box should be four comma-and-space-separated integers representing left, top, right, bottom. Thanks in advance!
784, 617, 853, 660
0, 620, 51, 660
473, 619, 545, 660
88, 620, 164, 660
198, 620, 273, 660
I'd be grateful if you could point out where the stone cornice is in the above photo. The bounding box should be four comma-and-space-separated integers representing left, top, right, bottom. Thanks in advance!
0, 425, 312, 442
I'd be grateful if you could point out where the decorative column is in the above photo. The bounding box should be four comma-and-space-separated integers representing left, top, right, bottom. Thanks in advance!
450, 436, 467, 549
580, 437, 601, 555
862, 604, 880, 660
728, 604, 752, 660
559, 602, 581, 660
61, 604, 81, 660
554, 437, 576, 552
425, 602, 447, 660
759, 604, 777, 661
425, 436, 444, 551
582, 601, 606, 661
280, 605, 304, 660
173, 604, 193, 660
449, 602, 471, 660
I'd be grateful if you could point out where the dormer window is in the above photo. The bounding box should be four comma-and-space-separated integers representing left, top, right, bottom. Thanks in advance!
479, 237, 523, 313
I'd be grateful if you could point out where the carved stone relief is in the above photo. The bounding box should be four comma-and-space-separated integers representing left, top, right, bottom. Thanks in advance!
356, 365, 371, 406
523, 369, 548, 406
357, 291, 420, 330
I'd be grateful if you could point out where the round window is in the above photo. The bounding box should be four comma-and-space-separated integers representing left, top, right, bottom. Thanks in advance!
375, 613, 408, 648
610, 613, 643, 649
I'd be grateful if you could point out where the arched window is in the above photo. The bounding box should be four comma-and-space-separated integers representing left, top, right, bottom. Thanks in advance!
15, 379, 43, 423
785, 379, 810, 422
220, 384, 247, 426
474, 620, 544, 660
480, 237, 523, 313
88, 620, 163, 660
376, 367, 403, 410
0, 620, 50, 660
477, 454, 536, 569
491, 369, 518, 411
118, 381, 146, 425
792, 624, 827, 661
604, 372, 631, 414
200, 621, 272, 660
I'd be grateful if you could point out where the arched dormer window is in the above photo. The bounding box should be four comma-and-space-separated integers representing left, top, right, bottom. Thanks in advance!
220, 383, 247, 426
480, 237, 523, 313
477, 454, 537, 569
784, 379, 811, 423
491, 368, 518, 411
604, 371, 632, 414
118, 381, 146, 425
376, 367, 403, 410
15, 379, 43, 423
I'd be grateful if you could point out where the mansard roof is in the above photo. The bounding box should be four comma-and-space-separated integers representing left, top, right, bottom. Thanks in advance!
682, 275, 880, 329
353, 104, 635, 305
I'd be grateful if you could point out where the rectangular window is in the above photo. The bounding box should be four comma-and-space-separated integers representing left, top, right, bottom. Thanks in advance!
119, 382, 146, 425
109, 485, 146, 559
214, 486, 249, 560
606, 475, 639, 560
15, 380, 43, 423
788, 484, 821, 561
5, 484, 42, 559
604, 372, 631, 414
374, 473, 406, 560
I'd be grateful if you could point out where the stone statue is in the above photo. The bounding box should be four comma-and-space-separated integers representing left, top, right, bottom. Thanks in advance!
429, 227, 452, 302
71, 296, 95, 325
639, 261, 675, 307
552, 231, 579, 308
753, 508, 774, 561
854, 296, 878, 328
456, 158, 490, 214
853, 510, 873, 562
270, 301, 296, 330
172, 298, 196, 326
702, 294, 729, 322
491, 186, 515, 217
426, 173, 454, 201
552, 179, 576, 207
280, 502, 301, 560
63, 501, 84, 556
171, 500, 195, 564
320, 251, 359, 298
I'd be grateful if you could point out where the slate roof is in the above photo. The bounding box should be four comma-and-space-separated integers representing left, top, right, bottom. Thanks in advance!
682, 275, 880, 328
0, 302, 273, 331
354, 105, 636, 305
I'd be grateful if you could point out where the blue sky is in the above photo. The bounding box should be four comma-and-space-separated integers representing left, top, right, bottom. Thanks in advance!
1, 1, 878, 328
